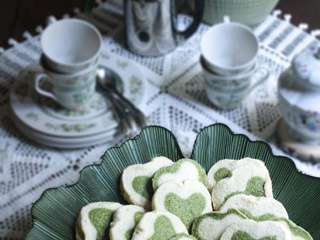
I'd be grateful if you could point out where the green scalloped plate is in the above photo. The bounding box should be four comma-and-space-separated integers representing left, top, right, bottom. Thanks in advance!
26, 124, 320, 239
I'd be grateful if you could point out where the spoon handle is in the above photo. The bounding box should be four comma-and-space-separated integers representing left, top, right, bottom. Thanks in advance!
109, 88, 146, 127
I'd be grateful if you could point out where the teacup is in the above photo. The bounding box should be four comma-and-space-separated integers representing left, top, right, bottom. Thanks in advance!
201, 57, 269, 110
34, 64, 97, 111
41, 19, 102, 74
201, 19, 259, 76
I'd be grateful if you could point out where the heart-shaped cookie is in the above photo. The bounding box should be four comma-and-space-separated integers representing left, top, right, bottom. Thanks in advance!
152, 159, 208, 190
131, 211, 187, 240
76, 202, 122, 240
220, 221, 291, 240
192, 208, 312, 240
220, 194, 289, 220
109, 205, 145, 240
121, 157, 173, 208
152, 180, 212, 229
191, 209, 248, 240
207, 158, 271, 190
208, 158, 273, 209
238, 211, 313, 240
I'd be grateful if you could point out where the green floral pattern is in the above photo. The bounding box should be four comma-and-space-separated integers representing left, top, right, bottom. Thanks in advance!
45, 123, 95, 132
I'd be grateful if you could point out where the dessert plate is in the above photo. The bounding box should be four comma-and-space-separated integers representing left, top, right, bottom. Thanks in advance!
26, 125, 320, 239
12, 114, 118, 149
277, 120, 320, 162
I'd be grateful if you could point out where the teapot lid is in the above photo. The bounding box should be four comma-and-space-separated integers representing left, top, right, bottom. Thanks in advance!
292, 46, 320, 90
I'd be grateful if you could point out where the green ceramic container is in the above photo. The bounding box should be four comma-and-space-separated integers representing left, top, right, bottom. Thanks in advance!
26, 124, 320, 239
203, 0, 280, 25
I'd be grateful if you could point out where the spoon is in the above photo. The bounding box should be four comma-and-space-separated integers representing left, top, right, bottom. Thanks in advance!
97, 66, 147, 130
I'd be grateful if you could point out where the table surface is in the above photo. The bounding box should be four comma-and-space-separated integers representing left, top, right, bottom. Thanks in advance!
0, 0, 319, 47
1, 2, 320, 239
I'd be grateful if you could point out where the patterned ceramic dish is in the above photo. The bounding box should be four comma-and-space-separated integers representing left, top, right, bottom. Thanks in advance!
25, 124, 320, 239
278, 69, 320, 143
203, 0, 279, 26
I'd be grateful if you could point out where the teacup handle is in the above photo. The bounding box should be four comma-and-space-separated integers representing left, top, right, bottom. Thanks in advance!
34, 73, 58, 102
248, 67, 269, 92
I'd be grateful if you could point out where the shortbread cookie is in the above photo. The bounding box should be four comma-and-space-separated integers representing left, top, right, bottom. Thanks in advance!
220, 221, 291, 240
152, 180, 212, 228
152, 158, 207, 190
191, 209, 249, 240
279, 219, 313, 240
207, 159, 235, 190
234, 208, 313, 240
220, 194, 289, 219
131, 211, 188, 240
169, 233, 197, 240
109, 205, 145, 240
121, 156, 173, 208
76, 202, 122, 240
210, 158, 273, 209
207, 158, 271, 190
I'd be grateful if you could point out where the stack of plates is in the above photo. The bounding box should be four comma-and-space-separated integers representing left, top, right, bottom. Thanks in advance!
10, 62, 145, 149
277, 120, 320, 162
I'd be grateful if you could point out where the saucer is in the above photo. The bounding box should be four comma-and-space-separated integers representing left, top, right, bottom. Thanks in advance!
10, 62, 145, 149
276, 120, 320, 162
12, 114, 118, 149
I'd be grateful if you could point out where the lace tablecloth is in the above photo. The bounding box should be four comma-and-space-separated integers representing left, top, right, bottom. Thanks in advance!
1, 2, 320, 239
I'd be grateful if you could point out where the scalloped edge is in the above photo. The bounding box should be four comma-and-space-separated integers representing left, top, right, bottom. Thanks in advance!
25, 123, 318, 239
191, 123, 319, 181
25, 125, 183, 239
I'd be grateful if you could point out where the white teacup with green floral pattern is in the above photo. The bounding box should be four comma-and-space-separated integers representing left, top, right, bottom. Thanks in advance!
34, 64, 97, 111
201, 18, 259, 76
41, 19, 102, 74
201, 57, 269, 110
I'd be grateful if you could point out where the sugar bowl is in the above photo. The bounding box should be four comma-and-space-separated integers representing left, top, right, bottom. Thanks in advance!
278, 47, 320, 144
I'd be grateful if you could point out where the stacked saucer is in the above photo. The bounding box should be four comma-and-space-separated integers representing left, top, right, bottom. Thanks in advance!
10, 63, 145, 149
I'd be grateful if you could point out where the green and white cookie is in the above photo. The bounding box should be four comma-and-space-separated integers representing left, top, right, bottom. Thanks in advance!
76, 202, 122, 240
191, 209, 248, 240
121, 156, 173, 208
239, 211, 313, 240
220, 194, 289, 219
131, 210, 188, 240
152, 158, 208, 190
152, 180, 212, 229
220, 221, 291, 240
192, 209, 312, 240
209, 158, 273, 209
278, 220, 313, 240
169, 233, 197, 240
207, 159, 235, 190
109, 205, 145, 240
207, 158, 271, 190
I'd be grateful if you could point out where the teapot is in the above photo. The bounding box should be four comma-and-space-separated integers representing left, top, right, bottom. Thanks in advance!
278, 47, 320, 144
125, 0, 204, 57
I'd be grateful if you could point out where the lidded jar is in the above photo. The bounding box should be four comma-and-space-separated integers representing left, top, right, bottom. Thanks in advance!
278, 47, 320, 144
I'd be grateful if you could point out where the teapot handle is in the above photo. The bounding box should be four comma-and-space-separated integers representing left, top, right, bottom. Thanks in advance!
176, 0, 204, 41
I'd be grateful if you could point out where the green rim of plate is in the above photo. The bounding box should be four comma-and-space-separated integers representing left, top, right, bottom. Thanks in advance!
25, 124, 320, 239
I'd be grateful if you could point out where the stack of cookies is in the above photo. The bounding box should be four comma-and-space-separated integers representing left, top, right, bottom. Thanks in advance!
75, 157, 313, 240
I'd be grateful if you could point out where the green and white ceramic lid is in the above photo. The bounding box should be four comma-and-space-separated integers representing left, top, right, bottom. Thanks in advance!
10, 60, 145, 139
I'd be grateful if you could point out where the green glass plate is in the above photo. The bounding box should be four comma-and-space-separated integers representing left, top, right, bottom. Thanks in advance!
26, 124, 320, 239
